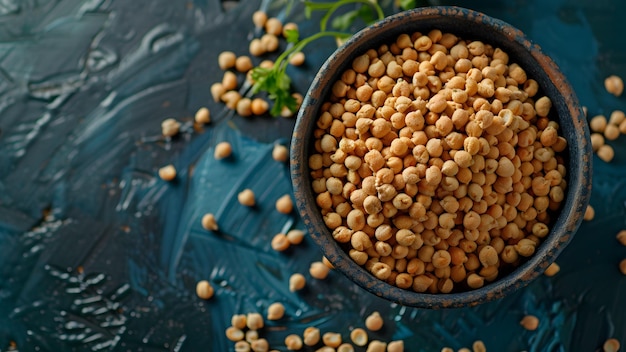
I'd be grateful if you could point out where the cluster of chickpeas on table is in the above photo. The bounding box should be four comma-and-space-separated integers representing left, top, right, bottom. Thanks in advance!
220, 308, 410, 352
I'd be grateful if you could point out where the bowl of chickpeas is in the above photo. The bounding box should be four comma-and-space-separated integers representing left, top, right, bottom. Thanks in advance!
290, 6, 591, 308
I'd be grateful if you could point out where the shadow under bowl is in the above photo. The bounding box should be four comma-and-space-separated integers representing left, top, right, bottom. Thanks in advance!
291, 6, 592, 308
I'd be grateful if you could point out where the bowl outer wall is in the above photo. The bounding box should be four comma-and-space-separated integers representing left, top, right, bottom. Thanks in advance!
290, 6, 592, 308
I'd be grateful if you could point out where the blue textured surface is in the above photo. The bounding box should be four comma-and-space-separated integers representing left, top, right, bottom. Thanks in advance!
0, 0, 624, 351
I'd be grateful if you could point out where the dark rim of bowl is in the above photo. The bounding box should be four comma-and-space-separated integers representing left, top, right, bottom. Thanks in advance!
291, 6, 592, 308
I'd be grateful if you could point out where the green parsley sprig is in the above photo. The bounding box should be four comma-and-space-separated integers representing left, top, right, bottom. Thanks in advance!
250, 0, 386, 117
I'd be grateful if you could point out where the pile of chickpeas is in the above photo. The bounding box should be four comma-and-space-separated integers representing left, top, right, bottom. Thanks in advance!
308, 29, 569, 293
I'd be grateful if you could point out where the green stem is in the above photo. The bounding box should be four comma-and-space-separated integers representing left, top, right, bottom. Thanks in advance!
319, 0, 385, 31
274, 30, 352, 72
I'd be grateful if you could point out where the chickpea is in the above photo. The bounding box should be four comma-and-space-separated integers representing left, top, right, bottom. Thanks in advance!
597, 144, 615, 162
620, 259, 626, 275
252, 11, 267, 28
251, 98, 269, 115
246, 312, 264, 330
310, 261, 330, 279
466, 273, 484, 289
289, 51, 306, 66
472, 340, 487, 352
544, 262, 560, 277
250, 338, 268, 352
604, 75, 624, 96
280, 230, 303, 247
196, 280, 214, 299
226, 326, 245, 341
365, 311, 384, 331
158, 164, 177, 181
238, 189, 255, 207
275, 194, 293, 214
289, 273, 306, 292
303, 327, 321, 346
603, 338, 621, 352
520, 315, 539, 331
267, 302, 285, 320
584, 205, 595, 221
214, 141, 233, 160
590, 115, 608, 133
604, 123, 620, 140
387, 340, 404, 352
617, 230, 626, 246
196, 213, 220, 233
323, 332, 342, 348
265, 17, 283, 36
285, 334, 303, 351
271, 233, 290, 252
350, 328, 368, 346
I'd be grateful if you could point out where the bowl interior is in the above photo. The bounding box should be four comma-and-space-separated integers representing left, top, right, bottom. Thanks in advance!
291, 6, 591, 308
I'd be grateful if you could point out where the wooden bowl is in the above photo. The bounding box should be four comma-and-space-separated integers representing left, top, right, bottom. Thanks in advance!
290, 6, 591, 308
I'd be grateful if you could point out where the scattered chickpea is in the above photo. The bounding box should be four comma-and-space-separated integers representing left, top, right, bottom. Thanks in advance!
604, 75, 624, 96
215, 141, 233, 160
520, 315, 539, 331
337, 343, 355, 352
387, 340, 404, 352
309, 261, 330, 279
237, 98, 253, 117
544, 262, 560, 277
276, 194, 293, 214
211, 83, 226, 102
252, 11, 267, 28
441, 348, 454, 352
617, 230, 626, 246
246, 312, 264, 330
289, 52, 306, 66
249, 38, 266, 56
201, 213, 219, 231
196, 280, 214, 300
235, 56, 253, 73
597, 144, 615, 162
195, 107, 211, 124
603, 338, 621, 352
366, 340, 387, 352
267, 302, 285, 320
590, 133, 605, 152
620, 259, 626, 275
303, 327, 321, 346
218, 51, 236, 70
584, 205, 595, 221
323, 332, 342, 348
287, 229, 305, 245
251, 98, 270, 115
289, 273, 306, 292
265, 17, 283, 36
158, 164, 177, 181
609, 110, 625, 125
250, 338, 269, 352
350, 328, 368, 346
282, 22, 298, 38
234, 340, 251, 352
271, 233, 290, 252
285, 334, 303, 350
161, 118, 180, 137
605, 124, 620, 140
226, 326, 245, 341
232, 314, 247, 329
272, 144, 289, 162
238, 189, 256, 207
472, 340, 486, 352
365, 311, 383, 331
590, 115, 607, 133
